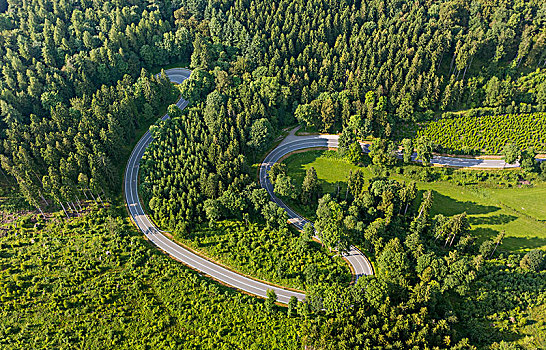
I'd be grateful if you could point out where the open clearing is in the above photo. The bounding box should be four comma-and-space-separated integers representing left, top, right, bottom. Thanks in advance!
283, 150, 546, 252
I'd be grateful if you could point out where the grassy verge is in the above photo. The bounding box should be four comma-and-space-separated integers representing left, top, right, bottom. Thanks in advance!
282, 150, 546, 251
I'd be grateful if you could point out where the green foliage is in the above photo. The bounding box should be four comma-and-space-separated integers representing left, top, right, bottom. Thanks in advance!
479, 240, 496, 257
520, 148, 538, 172
247, 118, 274, 153
140, 107, 252, 230
265, 289, 277, 314
541, 162, 546, 180
283, 150, 546, 251
377, 238, 411, 286
274, 174, 296, 199
346, 142, 364, 165
337, 128, 355, 156
0, 0, 190, 210
178, 220, 351, 290
2, 0, 545, 348
502, 143, 522, 164
402, 138, 414, 163
3, 0, 546, 212
369, 138, 397, 166
301, 166, 320, 205
415, 135, 434, 166
0, 209, 301, 349
315, 194, 346, 252
418, 113, 546, 154
457, 257, 546, 347
520, 250, 545, 272
268, 163, 287, 184
261, 202, 289, 230
287, 296, 298, 317
298, 173, 545, 350
283, 151, 362, 211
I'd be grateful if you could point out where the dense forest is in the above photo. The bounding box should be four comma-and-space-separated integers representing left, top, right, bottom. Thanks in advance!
1, 0, 546, 206
1, 0, 546, 348
0, 0, 189, 213
298, 178, 545, 348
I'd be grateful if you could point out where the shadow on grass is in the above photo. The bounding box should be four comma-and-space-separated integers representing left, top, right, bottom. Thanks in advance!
470, 227, 501, 242
469, 214, 518, 226
471, 226, 546, 251
429, 190, 501, 216
502, 235, 546, 251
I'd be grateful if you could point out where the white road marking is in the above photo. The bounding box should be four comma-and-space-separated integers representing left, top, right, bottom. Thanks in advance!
127, 68, 543, 303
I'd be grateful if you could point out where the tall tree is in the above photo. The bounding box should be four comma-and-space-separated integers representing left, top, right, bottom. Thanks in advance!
501, 143, 521, 165
415, 136, 434, 166
402, 138, 413, 163
301, 167, 319, 205
248, 118, 274, 154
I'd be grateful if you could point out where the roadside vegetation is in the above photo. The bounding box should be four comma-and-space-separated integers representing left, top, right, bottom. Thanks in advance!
3, 0, 546, 215
0, 207, 301, 349
140, 116, 350, 290
1, 0, 546, 348
281, 150, 546, 251
177, 220, 351, 290
271, 149, 546, 348
417, 112, 546, 154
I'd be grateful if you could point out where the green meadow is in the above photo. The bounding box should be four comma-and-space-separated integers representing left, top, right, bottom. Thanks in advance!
283, 150, 546, 252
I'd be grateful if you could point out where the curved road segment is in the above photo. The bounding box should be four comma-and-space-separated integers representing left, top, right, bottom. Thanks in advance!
257, 132, 546, 280
259, 136, 375, 280
125, 68, 305, 303
126, 68, 543, 304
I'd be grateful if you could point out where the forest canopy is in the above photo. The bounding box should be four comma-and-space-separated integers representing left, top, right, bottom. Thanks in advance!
1, 0, 546, 209
1, 0, 545, 348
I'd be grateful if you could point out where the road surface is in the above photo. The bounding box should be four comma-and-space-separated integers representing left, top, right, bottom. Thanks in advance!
125, 68, 306, 303
126, 68, 543, 303
259, 134, 375, 280
268, 132, 545, 169
257, 130, 546, 281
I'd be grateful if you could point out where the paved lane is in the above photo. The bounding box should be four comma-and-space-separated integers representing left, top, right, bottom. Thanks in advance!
126, 69, 542, 303
125, 68, 306, 304
257, 131, 546, 280
259, 136, 374, 280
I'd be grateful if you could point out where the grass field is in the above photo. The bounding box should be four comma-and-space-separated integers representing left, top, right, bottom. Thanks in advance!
282, 151, 546, 252
282, 151, 364, 219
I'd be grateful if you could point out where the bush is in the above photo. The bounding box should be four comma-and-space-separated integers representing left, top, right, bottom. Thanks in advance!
520, 249, 545, 272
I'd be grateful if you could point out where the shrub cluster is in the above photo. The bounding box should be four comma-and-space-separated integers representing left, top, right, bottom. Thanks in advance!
181, 220, 351, 290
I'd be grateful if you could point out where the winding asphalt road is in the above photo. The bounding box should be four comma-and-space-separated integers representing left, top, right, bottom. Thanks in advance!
265, 133, 543, 169
257, 131, 546, 281
126, 67, 543, 304
259, 135, 374, 280
125, 68, 306, 303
